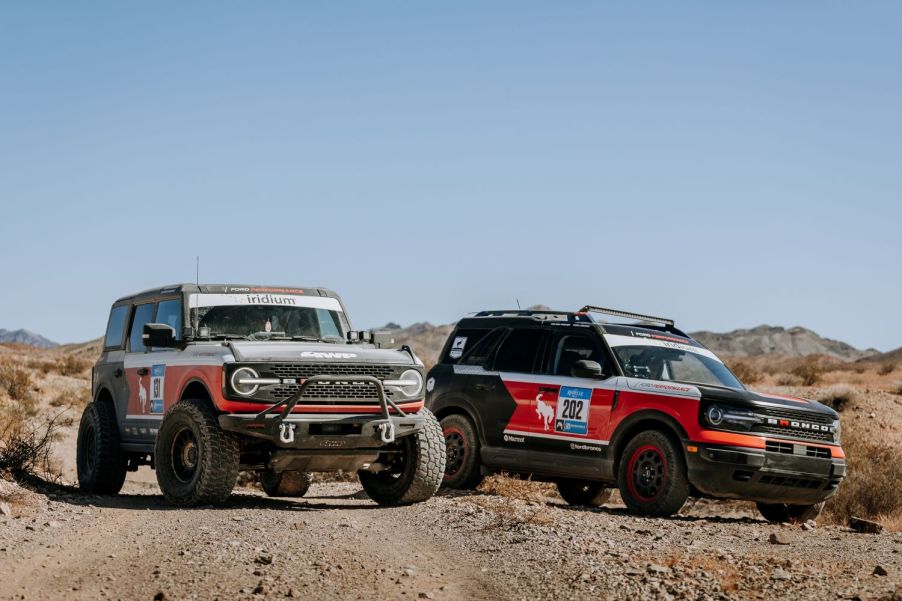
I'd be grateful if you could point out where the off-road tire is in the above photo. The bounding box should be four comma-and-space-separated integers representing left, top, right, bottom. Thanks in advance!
76, 401, 128, 495
557, 480, 612, 507
155, 399, 240, 507
260, 470, 313, 498
617, 430, 689, 517
757, 501, 825, 524
439, 413, 483, 490
358, 409, 445, 506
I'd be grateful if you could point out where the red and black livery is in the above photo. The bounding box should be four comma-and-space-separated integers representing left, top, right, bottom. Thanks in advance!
426, 306, 845, 521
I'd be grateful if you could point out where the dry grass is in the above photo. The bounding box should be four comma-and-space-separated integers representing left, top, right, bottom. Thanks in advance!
817, 384, 859, 412
55, 353, 91, 377
477, 473, 555, 503
468, 496, 556, 530
825, 425, 902, 528
775, 373, 803, 386
791, 357, 823, 386
878, 362, 896, 376
0, 360, 35, 403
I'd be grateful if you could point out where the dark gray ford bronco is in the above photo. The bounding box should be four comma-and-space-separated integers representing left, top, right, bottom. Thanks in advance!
77, 284, 444, 506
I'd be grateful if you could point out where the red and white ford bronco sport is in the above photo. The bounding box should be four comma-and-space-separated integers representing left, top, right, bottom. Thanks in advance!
77, 284, 444, 506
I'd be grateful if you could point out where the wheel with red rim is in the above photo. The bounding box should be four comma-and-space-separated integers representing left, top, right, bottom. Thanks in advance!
617, 430, 689, 517
439, 414, 483, 490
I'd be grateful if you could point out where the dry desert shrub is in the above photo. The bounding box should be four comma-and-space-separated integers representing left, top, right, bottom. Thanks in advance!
891, 381, 902, 396
468, 496, 555, 530
0, 361, 34, 403
825, 426, 902, 527
0, 408, 61, 480
55, 353, 91, 377
791, 357, 823, 386
817, 384, 859, 412
726, 360, 761, 385
49, 386, 89, 408
877, 362, 896, 376
775, 373, 803, 386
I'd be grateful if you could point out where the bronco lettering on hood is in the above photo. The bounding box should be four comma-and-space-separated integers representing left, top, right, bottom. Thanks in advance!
300, 351, 357, 359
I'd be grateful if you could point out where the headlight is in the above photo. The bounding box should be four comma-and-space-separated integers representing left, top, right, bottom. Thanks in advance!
704, 404, 758, 431
230, 367, 260, 396
392, 369, 423, 397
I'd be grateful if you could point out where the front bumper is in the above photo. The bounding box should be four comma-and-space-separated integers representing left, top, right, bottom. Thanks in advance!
218, 374, 426, 450
686, 442, 846, 505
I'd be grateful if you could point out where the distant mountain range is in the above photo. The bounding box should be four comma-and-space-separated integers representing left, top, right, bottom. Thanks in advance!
0, 328, 57, 349
379, 320, 891, 368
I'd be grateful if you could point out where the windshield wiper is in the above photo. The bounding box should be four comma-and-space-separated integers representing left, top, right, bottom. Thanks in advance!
205, 333, 251, 340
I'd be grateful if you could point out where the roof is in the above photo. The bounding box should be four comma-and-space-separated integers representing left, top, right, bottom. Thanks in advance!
113, 284, 341, 304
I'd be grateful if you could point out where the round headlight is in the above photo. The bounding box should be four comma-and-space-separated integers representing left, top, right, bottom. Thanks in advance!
231, 367, 260, 396
706, 405, 724, 426
398, 369, 424, 397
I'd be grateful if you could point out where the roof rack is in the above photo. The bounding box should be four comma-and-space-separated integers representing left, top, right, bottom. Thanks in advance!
578, 305, 675, 327
473, 309, 572, 319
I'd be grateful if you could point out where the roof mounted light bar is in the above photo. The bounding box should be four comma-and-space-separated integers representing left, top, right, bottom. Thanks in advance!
578, 305, 675, 327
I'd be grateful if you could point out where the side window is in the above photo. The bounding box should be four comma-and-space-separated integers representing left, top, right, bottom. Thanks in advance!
442, 328, 490, 364
104, 305, 130, 349
552, 333, 610, 377
460, 328, 506, 367
155, 299, 182, 340
493, 328, 546, 373
128, 303, 156, 353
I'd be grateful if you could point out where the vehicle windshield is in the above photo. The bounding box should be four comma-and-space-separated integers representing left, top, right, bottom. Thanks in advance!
610, 345, 743, 390
188, 294, 348, 342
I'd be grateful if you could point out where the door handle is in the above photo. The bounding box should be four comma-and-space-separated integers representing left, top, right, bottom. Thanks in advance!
137, 368, 149, 376
113, 368, 123, 378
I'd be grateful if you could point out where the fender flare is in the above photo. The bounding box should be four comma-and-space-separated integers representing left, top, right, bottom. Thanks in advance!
609, 409, 690, 471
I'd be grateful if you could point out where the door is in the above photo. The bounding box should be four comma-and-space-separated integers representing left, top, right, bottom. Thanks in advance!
504, 329, 618, 478
121, 302, 162, 443
95, 304, 131, 434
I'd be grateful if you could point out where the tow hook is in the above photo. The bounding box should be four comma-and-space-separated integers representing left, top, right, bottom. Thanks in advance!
279, 423, 296, 444
378, 422, 396, 444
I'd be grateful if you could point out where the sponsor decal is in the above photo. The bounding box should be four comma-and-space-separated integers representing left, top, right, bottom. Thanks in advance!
449, 336, 467, 360
503, 433, 526, 444
226, 286, 306, 294
570, 442, 602, 452
300, 351, 357, 359
426, 377, 435, 393
535, 393, 555, 431
634, 381, 693, 394
189, 293, 342, 312
555, 386, 591, 435
766, 417, 833, 433
150, 364, 165, 414
137, 373, 149, 413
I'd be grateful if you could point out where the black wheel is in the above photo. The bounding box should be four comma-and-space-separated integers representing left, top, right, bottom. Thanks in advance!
617, 430, 689, 517
260, 470, 313, 498
557, 480, 612, 507
154, 399, 240, 506
358, 409, 445, 506
76, 401, 127, 494
439, 413, 483, 490
757, 501, 825, 524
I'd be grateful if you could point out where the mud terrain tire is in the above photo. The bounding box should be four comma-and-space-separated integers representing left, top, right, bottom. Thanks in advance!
77, 401, 128, 495
557, 480, 612, 506
617, 430, 689, 517
155, 399, 240, 506
757, 501, 825, 524
439, 413, 483, 490
260, 470, 313, 498
358, 409, 445, 506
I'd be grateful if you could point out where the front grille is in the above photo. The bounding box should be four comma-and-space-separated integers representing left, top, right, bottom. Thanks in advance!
766, 441, 794, 454
757, 425, 834, 442
759, 475, 822, 489
806, 446, 830, 459
268, 363, 396, 379
271, 381, 394, 402
758, 406, 833, 424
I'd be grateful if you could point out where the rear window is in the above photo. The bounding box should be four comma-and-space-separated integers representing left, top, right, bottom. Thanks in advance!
460, 328, 507, 367
104, 305, 130, 349
441, 328, 491, 364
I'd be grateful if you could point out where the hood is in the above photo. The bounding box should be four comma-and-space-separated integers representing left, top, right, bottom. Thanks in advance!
695, 383, 838, 419
225, 341, 418, 366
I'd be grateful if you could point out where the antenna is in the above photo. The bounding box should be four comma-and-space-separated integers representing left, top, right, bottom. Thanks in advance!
516, 298, 521, 310
192, 256, 200, 335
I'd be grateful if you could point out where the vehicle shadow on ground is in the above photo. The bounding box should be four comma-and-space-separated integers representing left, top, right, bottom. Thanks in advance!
20, 476, 384, 513
555, 503, 763, 525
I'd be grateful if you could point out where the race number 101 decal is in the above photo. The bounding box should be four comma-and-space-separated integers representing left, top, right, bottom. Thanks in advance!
555, 386, 591, 435
150, 364, 165, 414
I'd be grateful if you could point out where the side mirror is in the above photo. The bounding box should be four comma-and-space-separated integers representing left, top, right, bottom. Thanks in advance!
143, 323, 178, 349
571, 359, 603, 379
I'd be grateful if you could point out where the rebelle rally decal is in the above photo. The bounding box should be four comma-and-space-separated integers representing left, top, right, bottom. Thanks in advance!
500, 374, 613, 445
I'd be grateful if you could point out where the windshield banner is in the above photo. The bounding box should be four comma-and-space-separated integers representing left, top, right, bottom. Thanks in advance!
603, 334, 722, 363
188, 293, 343, 312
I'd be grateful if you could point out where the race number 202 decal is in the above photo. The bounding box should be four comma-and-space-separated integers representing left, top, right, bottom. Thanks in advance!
150, 364, 165, 414
555, 387, 591, 435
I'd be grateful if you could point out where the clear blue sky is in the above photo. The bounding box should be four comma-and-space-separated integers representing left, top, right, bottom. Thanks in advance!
1, 3, 900, 351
